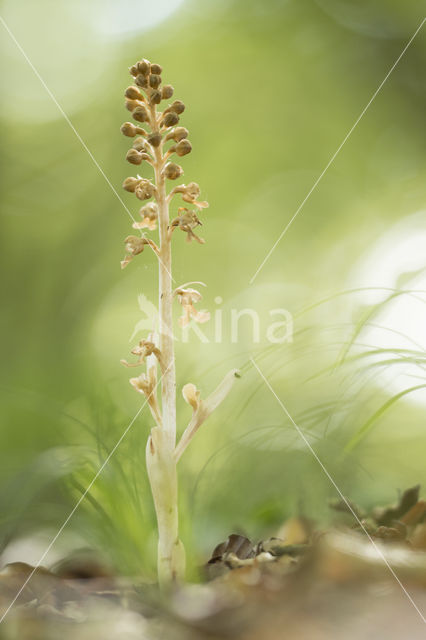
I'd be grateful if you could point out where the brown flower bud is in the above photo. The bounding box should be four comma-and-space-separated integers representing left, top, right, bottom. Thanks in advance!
150, 63, 162, 75
171, 100, 185, 114
150, 90, 162, 105
135, 179, 156, 200
121, 122, 138, 137
147, 132, 162, 147
135, 74, 148, 89
149, 74, 161, 89
129, 65, 139, 77
165, 127, 189, 143
140, 202, 158, 217
125, 235, 147, 255
137, 59, 151, 75
163, 112, 179, 128
121, 234, 149, 268
163, 162, 183, 180
133, 136, 147, 152
132, 106, 149, 123
125, 86, 144, 101
122, 177, 141, 192
176, 139, 192, 156
126, 149, 143, 165
126, 99, 140, 112
161, 85, 174, 99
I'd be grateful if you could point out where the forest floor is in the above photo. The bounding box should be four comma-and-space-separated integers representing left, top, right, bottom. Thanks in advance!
1, 486, 426, 639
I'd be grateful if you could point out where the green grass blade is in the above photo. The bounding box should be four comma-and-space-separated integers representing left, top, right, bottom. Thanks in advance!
344, 383, 426, 453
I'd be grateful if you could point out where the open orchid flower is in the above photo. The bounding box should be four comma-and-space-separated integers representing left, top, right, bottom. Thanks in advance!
170, 208, 205, 244
174, 286, 210, 327
168, 182, 209, 210
121, 339, 163, 370
130, 370, 162, 426
129, 343, 162, 427
132, 202, 158, 230
174, 369, 240, 462
121, 235, 149, 269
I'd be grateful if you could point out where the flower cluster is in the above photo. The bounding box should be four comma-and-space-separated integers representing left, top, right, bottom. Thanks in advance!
120, 58, 209, 262
120, 60, 214, 404
120, 59, 212, 329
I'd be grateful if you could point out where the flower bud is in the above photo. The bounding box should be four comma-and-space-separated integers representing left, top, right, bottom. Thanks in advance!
149, 74, 161, 89
150, 90, 162, 105
125, 86, 144, 100
133, 136, 147, 151
121, 122, 138, 137
171, 100, 185, 114
122, 177, 141, 192
161, 84, 174, 99
132, 106, 149, 123
141, 202, 158, 217
176, 139, 192, 156
126, 149, 143, 165
135, 179, 156, 200
165, 127, 189, 142
163, 112, 179, 128
163, 162, 183, 180
137, 59, 151, 75
126, 99, 140, 112
129, 65, 139, 77
135, 74, 148, 89
150, 63, 162, 75
124, 235, 147, 256
147, 132, 162, 147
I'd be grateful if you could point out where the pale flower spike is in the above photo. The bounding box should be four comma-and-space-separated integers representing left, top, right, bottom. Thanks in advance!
119, 58, 239, 586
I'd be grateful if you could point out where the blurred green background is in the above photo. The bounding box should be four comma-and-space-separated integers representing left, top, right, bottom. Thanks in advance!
1, 0, 425, 577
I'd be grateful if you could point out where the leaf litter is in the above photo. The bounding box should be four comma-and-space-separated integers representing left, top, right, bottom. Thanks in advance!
0, 486, 426, 639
